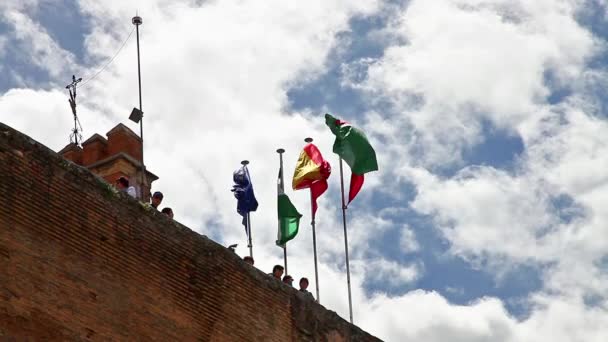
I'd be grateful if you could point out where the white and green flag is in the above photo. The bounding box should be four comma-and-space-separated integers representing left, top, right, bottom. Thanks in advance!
277, 164, 301, 246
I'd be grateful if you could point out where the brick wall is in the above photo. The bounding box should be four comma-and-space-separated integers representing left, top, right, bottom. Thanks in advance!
60, 124, 157, 203
0, 123, 381, 342
106, 124, 142, 162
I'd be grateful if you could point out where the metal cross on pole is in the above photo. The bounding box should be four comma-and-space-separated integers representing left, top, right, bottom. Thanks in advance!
65, 75, 83, 145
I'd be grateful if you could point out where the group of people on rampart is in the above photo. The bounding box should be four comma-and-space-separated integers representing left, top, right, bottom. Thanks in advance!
114, 175, 173, 218
113, 175, 314, 299
245, 257, 314, 299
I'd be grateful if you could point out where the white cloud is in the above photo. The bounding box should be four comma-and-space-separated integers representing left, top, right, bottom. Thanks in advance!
400, 225, 420, 253
3, 0, 608, 341
0, 35, 7, 59
0, 0, 39, 12
352, 0, 596, 166
360, 257, 421, 288
408, 165, 556, 263
345, 0, 608, 339
1, 9, 77, 79
362, 290, 517, 342
0, 88, 113, 147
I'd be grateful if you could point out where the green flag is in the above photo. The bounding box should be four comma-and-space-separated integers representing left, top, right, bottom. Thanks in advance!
277, 194, 301, 246
277, 166, 302, 246
325, 113, 378, 203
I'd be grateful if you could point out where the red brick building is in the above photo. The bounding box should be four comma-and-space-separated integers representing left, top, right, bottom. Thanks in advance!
58, 123, 158, 202
0, 122, 382, 341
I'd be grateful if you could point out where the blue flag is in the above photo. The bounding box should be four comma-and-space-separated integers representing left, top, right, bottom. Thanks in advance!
231, 165, 258, 234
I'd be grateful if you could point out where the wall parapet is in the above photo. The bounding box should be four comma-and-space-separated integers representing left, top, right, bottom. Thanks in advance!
0, 122, 382, 341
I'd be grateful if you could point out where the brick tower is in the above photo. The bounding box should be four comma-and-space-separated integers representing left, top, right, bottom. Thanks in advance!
58, 123, 158, 202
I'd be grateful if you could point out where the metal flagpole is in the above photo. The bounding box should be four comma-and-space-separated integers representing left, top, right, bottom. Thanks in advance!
305, 137, 321, 303
132, 15, 147, 200
283, 246, 288, 275
310, 190, 320, 303
277, 148, 288, 274
242, 160, 253, 258
247, 212, 252, 258
339, 158, 354, 323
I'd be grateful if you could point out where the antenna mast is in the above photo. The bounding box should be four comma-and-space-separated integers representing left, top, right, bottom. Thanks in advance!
65, 75, 83, 145
131, 13, 147, 200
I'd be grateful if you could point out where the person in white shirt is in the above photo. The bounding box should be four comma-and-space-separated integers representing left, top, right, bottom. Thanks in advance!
116, 176, 137, 198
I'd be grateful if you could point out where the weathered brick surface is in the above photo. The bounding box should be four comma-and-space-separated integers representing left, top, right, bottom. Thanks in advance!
81, 134, 108, 166
61, 124, 157, 203
106, 124, 142, 162
0, 123, 382, 342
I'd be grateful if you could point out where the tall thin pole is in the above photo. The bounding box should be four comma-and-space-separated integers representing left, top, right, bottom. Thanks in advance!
242, 160, 253, 259
247, 212, 253, 258
305, 137, 321, 303
283, 246, 288, 275
132, 15, 146, 200
310, 190, 320, 303
339, 158, 354, 323
277, 148, 288, 274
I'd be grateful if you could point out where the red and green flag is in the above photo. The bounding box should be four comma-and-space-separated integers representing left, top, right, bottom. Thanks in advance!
325, 113, 378, 203
292, 143, 331, 219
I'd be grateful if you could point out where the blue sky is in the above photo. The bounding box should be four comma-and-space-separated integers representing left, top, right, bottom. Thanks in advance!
3, 1, 608, 341
287, 2, 540, 315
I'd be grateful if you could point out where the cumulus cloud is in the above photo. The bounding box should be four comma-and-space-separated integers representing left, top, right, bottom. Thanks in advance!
0, 35, 7, 58
1, 8, 77, 80
360, 257, 421, 288
351, 0, 596, 166
344, 0, 608, 339
400, 225, 420, 253
408, 165, 555, 263
3, 0, 608, 340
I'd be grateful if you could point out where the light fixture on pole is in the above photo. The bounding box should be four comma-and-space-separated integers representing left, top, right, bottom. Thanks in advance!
129, 107, 143, 123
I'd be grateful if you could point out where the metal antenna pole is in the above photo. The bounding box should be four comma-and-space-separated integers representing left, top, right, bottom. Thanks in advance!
132, 14, 146, 200
339, 158, 354, 323
65, 75, 83, 145
277, 148, 287, 274
241, 160, 253, 259
305, 137, 321, 303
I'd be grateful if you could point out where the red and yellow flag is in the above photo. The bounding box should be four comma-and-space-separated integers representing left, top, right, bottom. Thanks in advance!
292, 143, 331, 218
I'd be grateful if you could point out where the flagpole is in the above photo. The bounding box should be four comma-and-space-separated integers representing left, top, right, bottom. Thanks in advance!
242, 160, 253, 259
339, 158, 354, 323
247, 212, 252, 258
310, 190, 320, 303
277, 148, 288, 274
283, 245, 288, 275
305, 137, 321, 303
